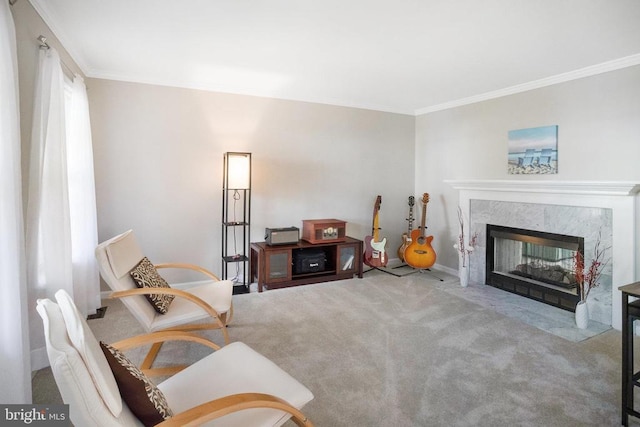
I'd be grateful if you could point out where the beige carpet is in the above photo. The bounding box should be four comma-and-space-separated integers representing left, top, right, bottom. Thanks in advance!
33, 270, 633, 426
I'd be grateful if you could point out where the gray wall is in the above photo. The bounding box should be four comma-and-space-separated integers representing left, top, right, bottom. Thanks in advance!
416, 65, 640, 271
88, 79, 415, 282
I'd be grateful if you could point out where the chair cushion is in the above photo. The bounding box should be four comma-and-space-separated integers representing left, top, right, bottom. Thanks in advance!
104, 229, 145, 279
100, 342, 173, 427
55, 290, 123, 418
149, 280, 233, 332
130, 257, 175, 314
158, 342, 314, 427
96, 231, 157, 331
37, 298, 143, 427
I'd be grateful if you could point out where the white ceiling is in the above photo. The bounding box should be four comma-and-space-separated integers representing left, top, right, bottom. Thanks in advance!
30, 0, 640, 115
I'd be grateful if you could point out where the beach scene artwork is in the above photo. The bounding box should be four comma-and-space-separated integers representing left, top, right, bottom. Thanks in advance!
508, 125, 558, 174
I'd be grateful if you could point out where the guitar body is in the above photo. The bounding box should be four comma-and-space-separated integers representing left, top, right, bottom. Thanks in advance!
404, 193, 437, 269
397, 233, 410, 261
364, 236, 388, 267
397, 196, 415, 262
404, 229, 436, 269
364, 195, 388, 268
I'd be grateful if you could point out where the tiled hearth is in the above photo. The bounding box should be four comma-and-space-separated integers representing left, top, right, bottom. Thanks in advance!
434, 272, 611, 342
446, 180, 640, 330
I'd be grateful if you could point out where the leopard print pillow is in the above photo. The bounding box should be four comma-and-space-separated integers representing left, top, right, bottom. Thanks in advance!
100, 342, 173, 426
130, 257, 175, 314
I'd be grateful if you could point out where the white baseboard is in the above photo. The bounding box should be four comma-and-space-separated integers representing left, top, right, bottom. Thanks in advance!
434, 263, 456, 276
386, 256, 455, 277
31, 346, 49, 372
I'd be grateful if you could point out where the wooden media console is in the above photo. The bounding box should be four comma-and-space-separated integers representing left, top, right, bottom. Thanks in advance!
250, 237, 363, 292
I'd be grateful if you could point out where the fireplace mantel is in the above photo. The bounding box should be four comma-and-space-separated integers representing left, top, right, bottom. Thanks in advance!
445, 180, 640, 196
446, 179, 640, 330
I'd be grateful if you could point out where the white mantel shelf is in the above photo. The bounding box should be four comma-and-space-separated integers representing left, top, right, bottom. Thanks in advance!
444, 180, 640, 196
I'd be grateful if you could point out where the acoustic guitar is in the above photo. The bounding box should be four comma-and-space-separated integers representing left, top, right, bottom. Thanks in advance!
404, 193, 436, 269
397, 196, 415, 262
364, 195, 388, 268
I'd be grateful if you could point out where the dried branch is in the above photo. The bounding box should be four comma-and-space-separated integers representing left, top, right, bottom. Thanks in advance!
454, 206, 478, 268
574, 230, 610, 302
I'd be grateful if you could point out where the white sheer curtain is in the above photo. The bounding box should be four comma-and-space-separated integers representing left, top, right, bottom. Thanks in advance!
0, 0, 31, 403
66, 76, 101, 314
27, 45, 101, 361
26, 46, 73, 305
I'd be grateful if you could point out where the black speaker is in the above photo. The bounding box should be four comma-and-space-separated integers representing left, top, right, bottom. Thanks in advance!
265, 227, 299, 245
293, 249, 326, 274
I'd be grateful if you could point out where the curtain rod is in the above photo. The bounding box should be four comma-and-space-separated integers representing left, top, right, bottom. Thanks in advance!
37, 35, 50, 49
38, 35, 77, 80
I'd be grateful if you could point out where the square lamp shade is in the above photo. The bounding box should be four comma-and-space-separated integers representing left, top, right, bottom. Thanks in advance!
225, 152, 251, 189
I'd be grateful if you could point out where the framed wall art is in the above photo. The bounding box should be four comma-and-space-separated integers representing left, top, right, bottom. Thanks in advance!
507, 125, 558, 175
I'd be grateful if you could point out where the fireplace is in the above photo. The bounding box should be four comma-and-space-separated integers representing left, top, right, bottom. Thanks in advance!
446, 179, 639, 330
486, 224, 583, 311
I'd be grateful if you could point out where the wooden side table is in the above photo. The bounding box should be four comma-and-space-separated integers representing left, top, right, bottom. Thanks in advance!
620, 281, 640, 426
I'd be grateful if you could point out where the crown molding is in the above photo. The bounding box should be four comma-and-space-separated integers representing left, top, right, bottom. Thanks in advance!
29, 0, 90, 74
416, 54, 640, 115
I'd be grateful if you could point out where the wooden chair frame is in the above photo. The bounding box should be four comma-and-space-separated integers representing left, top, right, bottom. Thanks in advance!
111, 331, 314, 427
109, 262, 233, 376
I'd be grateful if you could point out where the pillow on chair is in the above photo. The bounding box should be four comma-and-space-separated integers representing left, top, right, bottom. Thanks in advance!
100, 342, 173, 427
130, 257, 175, 314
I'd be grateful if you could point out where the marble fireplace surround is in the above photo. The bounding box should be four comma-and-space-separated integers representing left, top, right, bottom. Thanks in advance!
446, 180, 640, 330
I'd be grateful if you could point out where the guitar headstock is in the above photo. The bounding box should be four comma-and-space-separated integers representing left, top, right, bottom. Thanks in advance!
408, 196, 415, 206
422, 193, 430, 204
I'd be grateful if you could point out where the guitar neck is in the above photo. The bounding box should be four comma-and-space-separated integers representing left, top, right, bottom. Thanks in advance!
372, 213, 380, 241
405, 196, 415, 236
370, 195, 382, 242
419, 194, 429, 237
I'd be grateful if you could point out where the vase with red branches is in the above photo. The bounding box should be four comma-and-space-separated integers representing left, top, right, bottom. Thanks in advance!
573, 232, 610, 303
572, 230, 610, 328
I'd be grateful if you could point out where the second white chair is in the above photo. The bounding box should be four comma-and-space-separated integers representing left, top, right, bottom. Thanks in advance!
95, 229, 233, 375
37, 289, 314, 427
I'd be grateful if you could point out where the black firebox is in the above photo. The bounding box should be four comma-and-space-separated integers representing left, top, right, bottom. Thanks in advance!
486, 224, 583, 312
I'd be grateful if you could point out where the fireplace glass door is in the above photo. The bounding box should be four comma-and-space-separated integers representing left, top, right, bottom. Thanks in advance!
486, 225, 583, 311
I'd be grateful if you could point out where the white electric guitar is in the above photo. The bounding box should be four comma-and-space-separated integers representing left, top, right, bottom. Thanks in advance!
364, 195, 388, 267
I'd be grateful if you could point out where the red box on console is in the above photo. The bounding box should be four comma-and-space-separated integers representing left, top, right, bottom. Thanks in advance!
301, 219, 346, 244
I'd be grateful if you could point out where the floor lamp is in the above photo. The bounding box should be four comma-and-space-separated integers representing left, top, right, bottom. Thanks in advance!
222, 152, 251, 294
